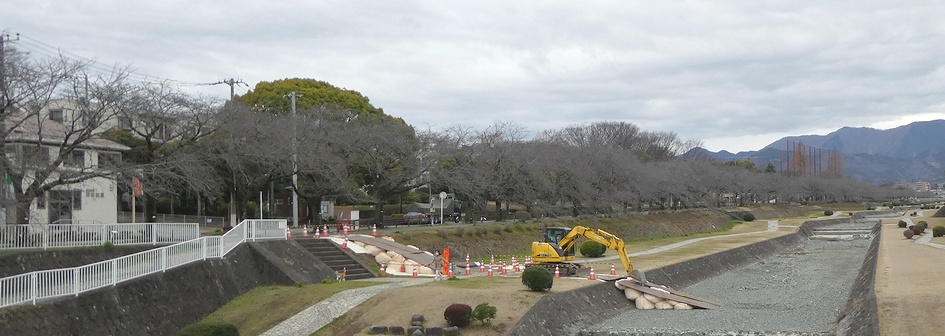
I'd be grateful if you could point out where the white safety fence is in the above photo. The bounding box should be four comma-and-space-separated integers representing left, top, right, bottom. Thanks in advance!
0, 223, 201, 250
0, 219, 286, 308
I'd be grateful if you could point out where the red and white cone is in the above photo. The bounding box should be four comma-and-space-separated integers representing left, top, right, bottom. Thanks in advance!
371, 225, 378, 237
412, 265, 419, 278
448, 263, 454, 277
400, 263, 407, 273
341, 237, 348, 249
314, 227, 321, 239
466, 254, 470, 265
286, 228, 292, 239
479, 262, 485, 273
379, 264, 386, 275
465, 261, 471, 275
487, 264, 494, 277
514, 261, 521, 273
500, 262, 508, 275
343, 225, 349, 237
302, 226, 308, 237
490, 255, 495, 265
554, 266, 561, 278
610, 263, 617, 276
588, 267, 597, 281
322, 226, 328, 237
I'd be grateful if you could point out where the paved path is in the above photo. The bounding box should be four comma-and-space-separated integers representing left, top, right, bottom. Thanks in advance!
914, 227, 945, 250
876, 220, 945, 336
263, 220, 789, 336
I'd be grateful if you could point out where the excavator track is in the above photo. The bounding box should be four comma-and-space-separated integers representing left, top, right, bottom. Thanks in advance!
532, 262, 583, 276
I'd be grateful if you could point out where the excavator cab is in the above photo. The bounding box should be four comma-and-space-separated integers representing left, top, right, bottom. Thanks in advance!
543, 227, 576, 257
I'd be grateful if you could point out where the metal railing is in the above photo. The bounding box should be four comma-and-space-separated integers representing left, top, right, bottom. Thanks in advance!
0, 219, 286, 308
0, 223, 201, 250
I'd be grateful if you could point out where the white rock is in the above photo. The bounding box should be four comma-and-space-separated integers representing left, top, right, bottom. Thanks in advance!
624, 288, 642, 300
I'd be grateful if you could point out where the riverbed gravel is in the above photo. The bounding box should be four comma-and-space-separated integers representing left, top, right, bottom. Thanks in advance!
581, 224, 873, 336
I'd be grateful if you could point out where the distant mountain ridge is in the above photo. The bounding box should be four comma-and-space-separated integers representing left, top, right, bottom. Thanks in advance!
685, 120, 945, 184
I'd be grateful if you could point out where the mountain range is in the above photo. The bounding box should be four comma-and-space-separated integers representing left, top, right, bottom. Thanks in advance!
685, 120, 945, 184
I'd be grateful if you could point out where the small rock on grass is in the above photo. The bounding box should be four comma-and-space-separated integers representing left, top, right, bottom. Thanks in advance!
443, 326, 461, 335
426, 326, 443, 335
389, 326, 406, 334
369, 325, 388, 334
412, 314, 425, 323
407, 326, 424, 335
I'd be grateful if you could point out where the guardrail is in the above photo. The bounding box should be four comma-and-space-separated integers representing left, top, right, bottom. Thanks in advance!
0, 223, 200, 250
0, 219, 286, 308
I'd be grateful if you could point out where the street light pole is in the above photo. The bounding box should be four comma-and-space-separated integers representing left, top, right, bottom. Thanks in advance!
287, 91, 302, 229
439, 191, 446, 225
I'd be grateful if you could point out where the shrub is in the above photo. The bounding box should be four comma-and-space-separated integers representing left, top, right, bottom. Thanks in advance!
454, 227, 466, 237
742, 213, 755, 221
491, 226, 503, 235
824, 210, 834, 216
904, 229, 915, 239
918, 221, 929, 230
521, 266, 553, 292
579, 240, 606, 258
503, 225, 514, 233
443, 303, 473, 327
912, 226, 923, 235
933, 226, 945, 237
177, 322, 239, 336
471, 302, 498, 324
898, 220, 907, 228
513, 210, 531, 221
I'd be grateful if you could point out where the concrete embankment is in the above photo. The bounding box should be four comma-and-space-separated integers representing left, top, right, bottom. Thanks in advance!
0, 240, 333, 336
0, 245, 157, 278
509, 217, 879, 336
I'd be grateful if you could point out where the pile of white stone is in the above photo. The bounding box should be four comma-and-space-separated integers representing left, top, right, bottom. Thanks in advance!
615, 280, 693, 310
351, 237, 436, 275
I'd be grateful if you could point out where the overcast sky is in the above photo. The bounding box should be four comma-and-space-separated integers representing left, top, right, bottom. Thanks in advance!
4, 1, 945, 152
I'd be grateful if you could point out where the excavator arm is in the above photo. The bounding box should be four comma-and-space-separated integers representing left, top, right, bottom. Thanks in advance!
559, 226, 634, 275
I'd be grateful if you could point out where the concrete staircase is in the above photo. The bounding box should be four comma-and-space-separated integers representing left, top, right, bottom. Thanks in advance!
295, 238, 374, 280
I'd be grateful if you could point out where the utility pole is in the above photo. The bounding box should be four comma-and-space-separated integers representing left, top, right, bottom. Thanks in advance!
286, 91, 302, 228
206, 78, 245, 227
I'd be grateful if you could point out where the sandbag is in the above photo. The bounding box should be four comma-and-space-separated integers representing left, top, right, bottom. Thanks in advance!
375, 253, 393, 264
406, 244, 419, 250
643, 294, 664, 304
624, 288, 642, 300
387, 262, 403, 272
386, 251, 400, 258
405, 259, 420, 266
381, 236, 395, 242
615, 281, 628, 290
364, 245, 384, 256
636, 298, 655, 310
655, 301, 674, 310
391, 254, 405, 263
353, 241, 366, 247
673, 303, 693, 310
418, 266, 435, 274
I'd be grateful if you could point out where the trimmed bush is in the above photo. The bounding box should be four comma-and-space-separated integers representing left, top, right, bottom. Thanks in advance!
444, 303, 472, 327
904, 229, 915, 239
917, 221, 929, 230
742, 213, 755, 221
521, 266, 554, 292
513, 210, 531, 221
824, 210, 834, 216
933, 226, 945, 237
471, 302, 498, 325
177, 322, 240, 336
898, 220, 907, 228
579, 240, 606, 257
912, 226, 923, 235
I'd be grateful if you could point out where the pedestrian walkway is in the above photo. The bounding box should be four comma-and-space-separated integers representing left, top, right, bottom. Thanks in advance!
915, 229, 945, 250
263, 219, 790, 335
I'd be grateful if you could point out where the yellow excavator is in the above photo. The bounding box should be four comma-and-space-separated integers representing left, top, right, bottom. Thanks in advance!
530, 226, 633, 276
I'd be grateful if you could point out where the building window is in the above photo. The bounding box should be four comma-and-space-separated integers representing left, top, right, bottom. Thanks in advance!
64, 150, 85, 168
37, 191, 46, 209
71, 190, 82, 210
22, 145, 49, 166
98, 152, 121, 168
49, 109, 64, 123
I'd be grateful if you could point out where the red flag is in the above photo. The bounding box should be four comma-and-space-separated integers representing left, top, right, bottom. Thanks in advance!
133, 176, 143, 196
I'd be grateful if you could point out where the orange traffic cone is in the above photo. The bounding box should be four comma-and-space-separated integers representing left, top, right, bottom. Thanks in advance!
286, 228, 292, 239
302, 226, 308, 237
343, 225, 349, 237
610, 264, 617, 276
314, 228, 321, 239
490, 255, 495, 265
379, 264, 386, 275
322, 226, 328, 237
588, 267, 597, 280
341, 237, 348, 249
487, 264, 494, 276
448, 263, 454, 277
412, 265, 419, 278
500, 262, 508, 275
554, 266, 561, 278
400, 263, 407, 273
465, 262, 471, 275
371, 225, 378, 237
479, 262, 485, 273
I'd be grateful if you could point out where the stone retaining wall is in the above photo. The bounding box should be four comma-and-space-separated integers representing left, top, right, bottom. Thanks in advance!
833, 221, 882, 336
508, 217, 866, 336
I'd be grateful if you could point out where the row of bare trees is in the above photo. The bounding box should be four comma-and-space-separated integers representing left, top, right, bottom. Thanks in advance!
1, 44, 911, 225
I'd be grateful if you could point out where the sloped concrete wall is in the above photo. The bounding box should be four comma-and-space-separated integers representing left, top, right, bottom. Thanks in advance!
0, 240, 324, 336
833, 221, 882, 336
509, 217, 863, 336
0, 245, 157, 278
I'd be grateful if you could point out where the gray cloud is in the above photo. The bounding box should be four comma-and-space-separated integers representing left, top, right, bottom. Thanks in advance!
4, 1, 945, 151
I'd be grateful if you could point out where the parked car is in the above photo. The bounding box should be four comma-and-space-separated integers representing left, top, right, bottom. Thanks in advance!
404, 212, 428, 225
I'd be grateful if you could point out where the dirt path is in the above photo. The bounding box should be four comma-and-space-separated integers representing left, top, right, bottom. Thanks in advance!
875, 216, 945, 336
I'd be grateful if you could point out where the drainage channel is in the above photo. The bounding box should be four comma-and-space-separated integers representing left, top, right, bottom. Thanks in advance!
579, 221, 876, 336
